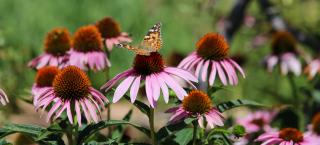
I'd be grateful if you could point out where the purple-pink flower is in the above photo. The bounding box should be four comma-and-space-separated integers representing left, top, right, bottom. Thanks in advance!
166, 90, 224, 128
255, 128, 313, 145
178, 33, 245, 86
0, 88, 9, 106
305, 112, 320, 143
237, 110, 275, 134
35, 66, 108, 126
265, 31, 301, 76
32, 66, 60, 106
95, 17, 132, 51
101, 52, 198, 108
69, 25, 111, 71
28, 28, 71, 69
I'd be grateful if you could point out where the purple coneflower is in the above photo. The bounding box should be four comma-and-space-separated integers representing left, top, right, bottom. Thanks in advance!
166, 90, 224, 128
101, 52, 198, 108
96, 17, 132, 51
32, 66, 60, 106
178, 33, 245, 86
69, 25, 111, 71
255, 128, 313, 145
305, 113, 320, 143
0, 89, 9, 106
28, 28, 71, 69
265, 31, 301, 76
237, 110, 275, 134
35, 66, 108, 126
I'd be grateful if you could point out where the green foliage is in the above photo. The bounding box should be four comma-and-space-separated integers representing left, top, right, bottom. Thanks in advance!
216, 99, 264, 112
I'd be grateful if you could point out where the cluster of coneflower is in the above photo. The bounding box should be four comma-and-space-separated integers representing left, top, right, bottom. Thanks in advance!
0, 16, 320, 145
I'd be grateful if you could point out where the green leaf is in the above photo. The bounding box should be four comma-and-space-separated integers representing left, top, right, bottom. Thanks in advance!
0, 124, 44, 138
0, 123, 64, 145
216, 99, 264, 112
173, 128, 193, 145
78, 120, 151, 144
111, 109, 133, 141
157, 118, 195, 142
124, 95, 150, 116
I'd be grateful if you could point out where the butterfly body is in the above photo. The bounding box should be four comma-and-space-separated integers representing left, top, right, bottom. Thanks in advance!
117, 23, 162, 56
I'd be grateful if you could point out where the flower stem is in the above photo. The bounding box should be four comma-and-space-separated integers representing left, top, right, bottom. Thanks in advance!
288, 74, 300, 108
192, 121, 198, 145
149, 107, 157, 145
107, 104, 112, 136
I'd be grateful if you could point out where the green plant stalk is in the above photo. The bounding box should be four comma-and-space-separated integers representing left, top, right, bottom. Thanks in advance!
149, 107, 157, 145
192, 121, 198, 145
288, 74, 300, 108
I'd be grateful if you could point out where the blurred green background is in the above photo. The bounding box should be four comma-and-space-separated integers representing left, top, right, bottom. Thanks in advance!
0, 0, 319, 116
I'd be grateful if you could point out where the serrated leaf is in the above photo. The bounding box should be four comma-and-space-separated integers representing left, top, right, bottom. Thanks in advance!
173, 128, 193, 145
78, 120, 151, 144
0, 124, 44, 138
216, 99, 264, 112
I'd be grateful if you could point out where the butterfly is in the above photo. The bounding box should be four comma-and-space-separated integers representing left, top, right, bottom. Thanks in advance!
117, 22, 162, 56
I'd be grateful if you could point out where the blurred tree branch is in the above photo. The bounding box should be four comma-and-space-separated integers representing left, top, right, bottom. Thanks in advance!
258, 0, 320, 53
224, 0, 252, 41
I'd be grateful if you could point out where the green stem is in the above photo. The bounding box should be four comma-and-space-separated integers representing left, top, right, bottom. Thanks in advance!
107, 104, 112, 136
66, 126, 74, 145
149, 107, 157, 145
288, 74, 299, 108
192, 121, 198, 145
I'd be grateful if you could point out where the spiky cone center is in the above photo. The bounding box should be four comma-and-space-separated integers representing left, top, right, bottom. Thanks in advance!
312, 112, 320, 135
53, 66, 91, 101
271, 31, 297, 55
35, 66, 60, 87
182, 90, 212, 115
250, 118, 265, 127
133, 52, 165, 75
96, 17, 121, 39
44, 28, 71, 56
279, 128, 303, 142
196, 33, 229, 60
73, 25, 103, 53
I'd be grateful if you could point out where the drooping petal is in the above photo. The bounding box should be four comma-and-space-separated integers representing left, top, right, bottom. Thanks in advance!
215, 62, 228, 85
46, 101, 62, 122
75, 101, 82, 126
85, 99, 99, 123
228, 58, 245, 78
151, 74, 161, 101
160, 73, 187, 100
113, 75, 135, 103
156, 74, 169, 103
209, 61, 217, 86
201, 60, 210, 82
195, 60, 204, 78
129, 76, 141, 103
145, 76, 156, 108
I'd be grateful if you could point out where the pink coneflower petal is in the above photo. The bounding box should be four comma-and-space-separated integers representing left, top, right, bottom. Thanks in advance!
198, 116, 204, 128
151, 74, 161, 101
202, 61, 210, 82
145, 76, 156, 108
0, 89, 9, 105
113, 76, 135, 103
156, 75, 169, 103
209, 62, 217, 86
129, 76, 141, 103
215, 62, 228, 85
309, 60, 320, 77
164, 67, 198, 82
280, 61, 289, 75
46, 101, 62, 122
75, 101, 82, 126
101, 69, 134, 91
228, 59, 246, 78
195, 60, 204, 78
220, 61, 234, 85
80, 101, 92, 123
85, 99, 99, 123
178, 53, 196, 68
66, 102, 73, 124
160, 73, 187, 100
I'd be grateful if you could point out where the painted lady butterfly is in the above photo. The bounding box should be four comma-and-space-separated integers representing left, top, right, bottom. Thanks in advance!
117, 23, 162, 56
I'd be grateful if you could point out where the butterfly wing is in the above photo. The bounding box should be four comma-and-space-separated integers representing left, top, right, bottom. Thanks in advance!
117, 22, 162, 56
117, 43, 150, 56
140, 22, 162, 52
